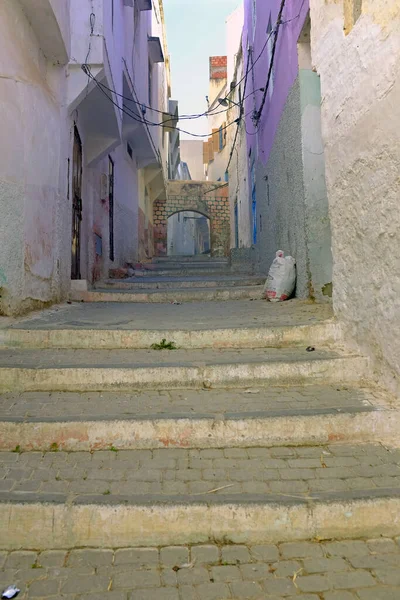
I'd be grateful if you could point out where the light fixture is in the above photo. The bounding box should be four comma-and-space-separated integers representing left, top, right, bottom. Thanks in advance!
217, 97, 240, 108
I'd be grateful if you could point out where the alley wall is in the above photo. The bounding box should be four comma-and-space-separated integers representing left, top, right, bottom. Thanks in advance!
310, 0, 400, 391
0, 0, 70, 315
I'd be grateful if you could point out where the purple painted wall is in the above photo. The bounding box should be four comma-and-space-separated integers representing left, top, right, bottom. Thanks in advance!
243, 0, 309, 165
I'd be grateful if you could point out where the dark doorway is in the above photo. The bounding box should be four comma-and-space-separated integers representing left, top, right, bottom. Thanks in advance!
109, 156, 115, 262
71, 127, 83, 280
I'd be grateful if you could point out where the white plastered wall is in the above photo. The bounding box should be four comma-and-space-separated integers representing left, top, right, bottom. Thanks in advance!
310, 0, 400, 391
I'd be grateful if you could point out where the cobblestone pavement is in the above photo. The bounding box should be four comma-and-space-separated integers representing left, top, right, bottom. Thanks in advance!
0, 385, 385, 421
1, 538, 400, 599
1, 444, 400, 498
3, 300, 333, 331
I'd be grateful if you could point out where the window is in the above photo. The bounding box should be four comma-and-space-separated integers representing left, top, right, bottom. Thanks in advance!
108, 157, 115, 262
219, 127, 223, 151
267, 15, 275, 98
111, 0, 114, 30
148, 61, 152, 104
252, 0, 257, 38
344, 0, 362, 34
224, 171, 229, 183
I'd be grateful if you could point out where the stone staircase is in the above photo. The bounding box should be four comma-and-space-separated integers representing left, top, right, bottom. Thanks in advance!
71, 256, 265, 303
1, 274, 400, 597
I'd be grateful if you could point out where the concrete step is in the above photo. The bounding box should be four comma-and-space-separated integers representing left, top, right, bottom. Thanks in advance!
1, 320, 340, 351
1, 299, 337, 349
70, 285, 264, 303
1, 443, 400, 549
96, 275, 265, 290
152, 255, 229, 263
0, 385, 398, 452
0, 347, 369, 393
132, 268, 239, 277
146, 261, 229, 270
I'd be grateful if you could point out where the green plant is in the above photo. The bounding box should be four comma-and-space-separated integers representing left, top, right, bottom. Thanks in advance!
151, 339, 177, 350
12, 445, 21, 453
109, 445, 118, 452
49, 442, 59, 452
103, 489, 111, 495
31, 563, 42, 569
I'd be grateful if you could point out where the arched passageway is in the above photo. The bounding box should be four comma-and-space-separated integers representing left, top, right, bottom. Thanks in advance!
167, 211, 211, 256
153, 181, 230, 256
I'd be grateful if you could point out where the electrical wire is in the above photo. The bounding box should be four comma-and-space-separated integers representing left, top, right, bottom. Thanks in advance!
225, 43, 251, 174
281, 0, 306, 25
83, 24, 277, 123
255, 0, 287, 122
82, 64, 246, 139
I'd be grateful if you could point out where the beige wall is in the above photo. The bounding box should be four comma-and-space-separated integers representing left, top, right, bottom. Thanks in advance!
180, 141, 205, 181
311, 0, 400, 391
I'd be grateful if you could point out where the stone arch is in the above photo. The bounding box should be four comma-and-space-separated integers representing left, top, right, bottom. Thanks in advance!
153, 181, 230, 257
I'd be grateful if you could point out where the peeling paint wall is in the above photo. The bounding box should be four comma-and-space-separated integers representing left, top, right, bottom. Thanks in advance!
0, 0, 69, 315
310, 0, 400, 389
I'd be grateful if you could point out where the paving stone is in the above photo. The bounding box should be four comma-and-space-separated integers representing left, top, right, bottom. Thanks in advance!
357, 589, 400, 600
296, 574, 330, 593
27, 578, 60, 596
176, 567, 209, 585
67, 549, 114, 567
327, 570, 376, 589
129, 589, 179, 600
271, 560, 302, 578
229, 579, 264, 597
221, 545, 251, 564
323, 541, 369, 558
61, 574, 111, 594
240, 562, 270, 580
37, 550, 67, 567
113, 569, 161, 589
250, 544, 279, 562
191, 545, 219, 564
323, 593, 357, 600
5, 551, 38, 569
302, 557, 350, 573
160, 547, 189, 568
195, 582, 230, 599
262, 577, 298, 595
374, 567, 400, 585
114, 548, 157, 568
280, 542, 324, 559
366, 537, 399, 554
211, 565, 241, 582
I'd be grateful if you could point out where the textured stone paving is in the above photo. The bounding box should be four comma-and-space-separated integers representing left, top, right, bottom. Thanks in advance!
1, 444, 400, 499
0, 385, 383, 421
1, 538, 400, 599
4, 300, 333, 331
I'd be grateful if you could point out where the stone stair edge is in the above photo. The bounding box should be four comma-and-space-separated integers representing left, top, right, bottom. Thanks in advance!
1, 492, 400, 549
1, 405, 399, 451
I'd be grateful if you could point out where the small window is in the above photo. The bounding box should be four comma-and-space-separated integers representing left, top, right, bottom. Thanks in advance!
224, 171, 229, 183
219, 127, 223, 151
111, 0, 114, 30
127, 143, 133, 159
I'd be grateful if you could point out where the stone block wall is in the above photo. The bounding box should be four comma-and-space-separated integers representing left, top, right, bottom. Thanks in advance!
154, 181, 230, 257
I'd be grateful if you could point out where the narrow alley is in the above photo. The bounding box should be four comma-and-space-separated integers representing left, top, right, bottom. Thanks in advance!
1, 0, 400, 599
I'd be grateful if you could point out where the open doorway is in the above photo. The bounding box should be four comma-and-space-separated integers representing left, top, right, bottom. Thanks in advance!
298, 13, 333, 300
167, 211, 211, 256
71, 127, 83, 280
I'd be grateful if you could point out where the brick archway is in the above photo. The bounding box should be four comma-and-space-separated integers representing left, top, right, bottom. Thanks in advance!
154, 181, 230, 256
